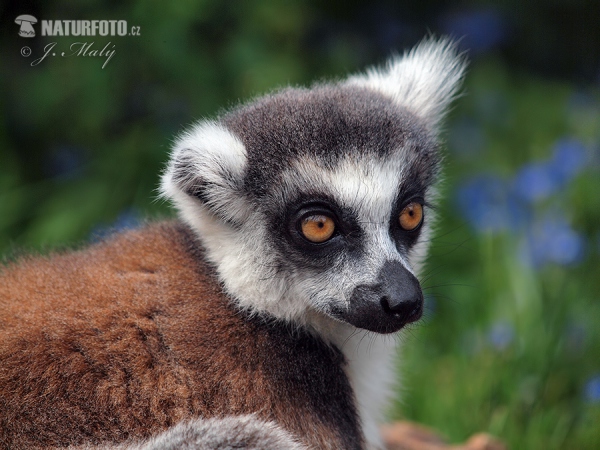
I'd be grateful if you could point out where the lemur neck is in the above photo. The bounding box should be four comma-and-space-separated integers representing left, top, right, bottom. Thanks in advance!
304, 310, 400, 450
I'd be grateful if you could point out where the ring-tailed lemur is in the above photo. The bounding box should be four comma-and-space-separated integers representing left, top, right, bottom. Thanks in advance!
0, 38, 465, 450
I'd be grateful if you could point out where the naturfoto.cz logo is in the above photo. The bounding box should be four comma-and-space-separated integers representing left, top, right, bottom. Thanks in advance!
17, 15, 142, 69
15, 16, 141, 37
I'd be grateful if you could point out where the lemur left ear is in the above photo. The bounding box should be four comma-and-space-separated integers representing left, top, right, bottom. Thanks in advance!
346, 37, 467, 133
160, 120, 251, 225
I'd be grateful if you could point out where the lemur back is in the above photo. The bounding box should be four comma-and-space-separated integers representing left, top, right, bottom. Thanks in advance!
0, 38, 465, 449
0, 223, 360, 449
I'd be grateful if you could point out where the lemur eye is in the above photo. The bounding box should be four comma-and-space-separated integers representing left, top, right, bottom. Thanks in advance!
300, 215, 336, 243
399, 202, 424, 231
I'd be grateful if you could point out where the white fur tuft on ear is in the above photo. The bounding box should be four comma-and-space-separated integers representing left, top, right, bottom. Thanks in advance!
160, 120, 251, 225
346, 37, 467, 131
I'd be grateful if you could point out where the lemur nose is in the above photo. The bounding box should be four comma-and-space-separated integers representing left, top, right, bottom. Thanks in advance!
379, 260, 423, 323
339, 260, 425, 333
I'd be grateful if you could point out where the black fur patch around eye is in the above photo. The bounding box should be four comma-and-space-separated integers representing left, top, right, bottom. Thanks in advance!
266, 193, 365, 273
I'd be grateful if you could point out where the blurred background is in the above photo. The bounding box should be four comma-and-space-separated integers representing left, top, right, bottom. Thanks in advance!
1, 1, 599, 448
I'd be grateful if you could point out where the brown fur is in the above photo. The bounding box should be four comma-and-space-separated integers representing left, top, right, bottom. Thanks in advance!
0, 222, 362, 450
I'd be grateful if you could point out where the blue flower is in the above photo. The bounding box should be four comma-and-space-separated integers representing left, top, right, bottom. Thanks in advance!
521, 215, 585, 267
457, 175, 506, 232
550, 138, 587, 183
584, 375, 600, 403
513, 161, 560, 203
513, 137, 587, 203
456, 175, 529, 233
487, 321, 514, 351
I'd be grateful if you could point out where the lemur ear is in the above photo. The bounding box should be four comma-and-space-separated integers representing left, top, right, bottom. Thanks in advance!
346, 37, 467, 133
160, 121, 250, 225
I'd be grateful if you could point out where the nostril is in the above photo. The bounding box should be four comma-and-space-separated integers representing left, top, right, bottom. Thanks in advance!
381, 296, 410, 316
380, 295, 422, 320
380, 296, 393, 315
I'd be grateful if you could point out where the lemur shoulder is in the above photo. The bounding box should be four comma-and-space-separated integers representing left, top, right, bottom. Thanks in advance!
0, 38, 466, 450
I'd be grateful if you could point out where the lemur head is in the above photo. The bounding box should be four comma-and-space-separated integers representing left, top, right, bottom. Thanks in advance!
161, 38, 465, 334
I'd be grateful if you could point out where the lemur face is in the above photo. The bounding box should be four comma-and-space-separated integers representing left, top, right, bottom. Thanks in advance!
162, 39, 465, 334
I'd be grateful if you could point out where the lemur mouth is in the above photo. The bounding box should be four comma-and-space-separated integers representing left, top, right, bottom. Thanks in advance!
338, 299, 423, 334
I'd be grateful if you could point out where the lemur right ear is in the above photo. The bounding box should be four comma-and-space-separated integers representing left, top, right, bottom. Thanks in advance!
161, 120, 251, 225
346, 37, 467, 133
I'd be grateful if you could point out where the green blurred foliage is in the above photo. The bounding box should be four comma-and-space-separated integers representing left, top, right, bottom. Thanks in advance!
1, 1, 599, 449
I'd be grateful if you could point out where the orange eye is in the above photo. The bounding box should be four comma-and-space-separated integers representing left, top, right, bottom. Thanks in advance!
399, 202, 423, 231
300, 215, 336, 243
